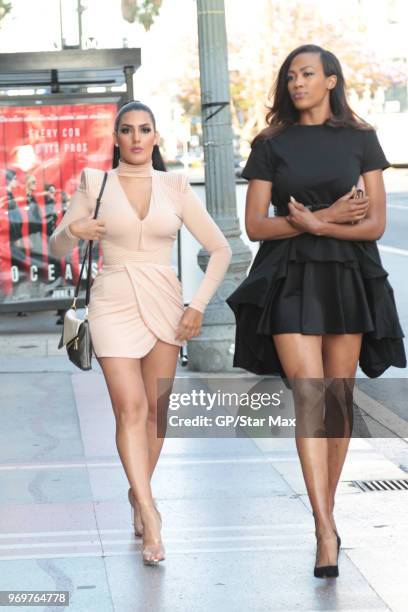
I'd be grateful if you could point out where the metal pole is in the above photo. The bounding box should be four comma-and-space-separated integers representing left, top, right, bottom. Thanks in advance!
188, 0, 252, 372
59, 0, 65, 48
77, 0, 83, 49
123, 66, 135, 100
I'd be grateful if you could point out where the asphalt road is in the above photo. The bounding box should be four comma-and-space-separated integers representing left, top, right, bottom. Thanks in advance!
381, 191, 408, 249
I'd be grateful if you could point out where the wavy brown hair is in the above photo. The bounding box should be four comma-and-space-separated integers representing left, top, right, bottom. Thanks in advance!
253, 44, 372, 145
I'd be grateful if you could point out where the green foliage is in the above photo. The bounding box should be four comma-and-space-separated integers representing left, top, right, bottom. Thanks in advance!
121, 0, 162, 31
0, 0, 12, 24
177, 1, 406, 141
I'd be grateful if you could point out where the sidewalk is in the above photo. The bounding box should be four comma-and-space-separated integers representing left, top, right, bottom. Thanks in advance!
0, 338, 407, 611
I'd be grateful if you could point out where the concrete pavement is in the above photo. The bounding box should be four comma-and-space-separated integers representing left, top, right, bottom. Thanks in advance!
0, 351, 407, 612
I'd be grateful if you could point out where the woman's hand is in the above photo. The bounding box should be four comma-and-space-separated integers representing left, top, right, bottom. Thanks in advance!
321, 187, 370, 224
286, 198, 324, 234
69, 216, 106, 240
175, 307, 203, 341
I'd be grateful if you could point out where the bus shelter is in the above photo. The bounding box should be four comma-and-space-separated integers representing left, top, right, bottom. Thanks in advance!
0, 48, 140, 313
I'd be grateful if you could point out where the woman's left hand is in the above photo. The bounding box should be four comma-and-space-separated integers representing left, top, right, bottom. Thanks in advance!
175, 307, 203, 341
286, 198, 323, 234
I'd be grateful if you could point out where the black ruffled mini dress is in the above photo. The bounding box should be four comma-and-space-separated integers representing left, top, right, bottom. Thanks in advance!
227, 124, 406, 378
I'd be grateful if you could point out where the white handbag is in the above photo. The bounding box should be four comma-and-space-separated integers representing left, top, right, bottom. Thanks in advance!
58, 172, 108, 368
58, 304, 83, 349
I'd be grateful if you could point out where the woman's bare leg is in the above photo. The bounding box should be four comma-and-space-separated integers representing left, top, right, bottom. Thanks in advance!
126, 341, 179, 533
141, 340, 180, 478
322, 333, 362, 533
97, 356, 163, 561
98, 357, 151, 503
273, 333, 337, 567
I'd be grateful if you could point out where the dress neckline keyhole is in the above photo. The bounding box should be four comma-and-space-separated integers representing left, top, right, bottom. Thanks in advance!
115, 173, 153, 222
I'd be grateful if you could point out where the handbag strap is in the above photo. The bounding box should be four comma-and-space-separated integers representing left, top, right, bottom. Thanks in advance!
73, 171, 108, 308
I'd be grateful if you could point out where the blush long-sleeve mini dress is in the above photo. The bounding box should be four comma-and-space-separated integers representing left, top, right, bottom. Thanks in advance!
50, 159, 232, 358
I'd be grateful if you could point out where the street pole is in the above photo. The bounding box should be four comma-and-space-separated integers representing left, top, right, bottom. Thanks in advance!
188, 0, 252, 372
59, 0, 64, 48
77, 0, 84, 49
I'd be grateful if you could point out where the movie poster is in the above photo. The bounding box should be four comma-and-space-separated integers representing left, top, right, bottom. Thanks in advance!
0, 102, 117, 307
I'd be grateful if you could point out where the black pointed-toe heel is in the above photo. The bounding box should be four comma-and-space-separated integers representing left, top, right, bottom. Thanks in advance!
312, 513, 341, 554
336, 532, 341, 552
314, 564, 339, 578
314, 531, 339, 579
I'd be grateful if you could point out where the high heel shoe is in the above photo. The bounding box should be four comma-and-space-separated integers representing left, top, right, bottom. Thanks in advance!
153, 497, 162, 526
314, 530, 339, 578
336, 531, 341, 552
128, 487, 143, 537
312, 512, 341, 553
139, 503, 165, 566
128, 488, 162, 538
314, 564, 339, 578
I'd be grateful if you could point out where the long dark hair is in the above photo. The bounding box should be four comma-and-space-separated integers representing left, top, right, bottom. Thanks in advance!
254, 44, 372, 144
112, 100, 167, 171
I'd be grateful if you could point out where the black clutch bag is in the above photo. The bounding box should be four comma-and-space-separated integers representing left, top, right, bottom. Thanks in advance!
58, 171, 108, 370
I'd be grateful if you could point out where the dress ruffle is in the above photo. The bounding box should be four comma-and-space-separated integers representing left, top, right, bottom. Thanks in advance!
226, 235, 406, 378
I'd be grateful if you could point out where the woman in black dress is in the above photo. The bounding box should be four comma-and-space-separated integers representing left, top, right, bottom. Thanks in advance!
227, 44, 406, 578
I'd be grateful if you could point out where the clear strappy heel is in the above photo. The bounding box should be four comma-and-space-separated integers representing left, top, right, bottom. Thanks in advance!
128, 487, 143, 537
140, 503, 165, 566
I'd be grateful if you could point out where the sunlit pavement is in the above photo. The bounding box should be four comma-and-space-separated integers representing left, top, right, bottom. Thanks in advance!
0, 349, 406, 612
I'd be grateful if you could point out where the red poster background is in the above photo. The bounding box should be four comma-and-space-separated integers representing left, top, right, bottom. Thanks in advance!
0, 101, 117, 305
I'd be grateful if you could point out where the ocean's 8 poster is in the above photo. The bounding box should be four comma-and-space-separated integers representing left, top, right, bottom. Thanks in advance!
0, 101, 117, 308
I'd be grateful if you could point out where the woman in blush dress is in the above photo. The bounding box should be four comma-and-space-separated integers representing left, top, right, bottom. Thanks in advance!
50, 101, 231, 566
